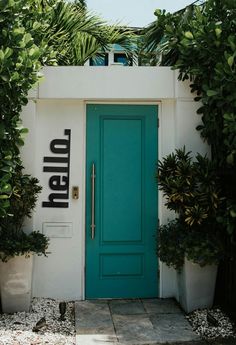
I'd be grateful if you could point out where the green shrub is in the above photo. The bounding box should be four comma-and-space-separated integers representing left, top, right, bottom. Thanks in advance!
0, 167, 49, 262
0, 231, 49, 263
158, 220, 185, 270
145, 0, 236, 239
158, 219, 223, 271
157, 148, 223, 269
158, 147, 221, 227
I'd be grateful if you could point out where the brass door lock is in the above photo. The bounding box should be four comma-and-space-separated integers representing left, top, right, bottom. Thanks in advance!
72, 186, 79, 199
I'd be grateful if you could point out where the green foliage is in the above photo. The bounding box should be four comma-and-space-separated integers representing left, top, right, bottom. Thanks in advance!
158, 220, 185, 270
0, 168, 42, 233
0, 231, 49, 263
1, 0, 133, 259
32, 0, 135, 66
0, 0, 134, 258
0, 0, 49, 217
0, 0, 133, 217
145, 0, 236, 238
158, 219, 222, 271
0, 167, 49, 261
158, 147, 221, 227
0, 1, 53, 257
184, 228, 223, 267
157, 148, 222, 268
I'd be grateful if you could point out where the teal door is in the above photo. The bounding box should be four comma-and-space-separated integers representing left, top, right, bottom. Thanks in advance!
86, 104, 158, 298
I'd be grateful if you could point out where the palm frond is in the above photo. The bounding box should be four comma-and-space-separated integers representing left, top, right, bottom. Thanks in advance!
35, 0, 135, 65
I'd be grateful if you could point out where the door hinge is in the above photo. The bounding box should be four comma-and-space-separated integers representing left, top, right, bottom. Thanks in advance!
157, 117, 159, 128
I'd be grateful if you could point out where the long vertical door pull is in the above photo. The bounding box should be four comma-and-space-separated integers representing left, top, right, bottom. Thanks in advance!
90, 163, 96, 239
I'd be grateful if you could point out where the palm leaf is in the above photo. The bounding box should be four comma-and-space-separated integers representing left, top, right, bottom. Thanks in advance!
35, 0, 135, 65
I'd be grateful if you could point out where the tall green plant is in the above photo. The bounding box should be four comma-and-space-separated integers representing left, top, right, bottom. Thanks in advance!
0, 0, 54, 217
0, 1, 54, 261
157, 148, 223, 269
144, 0, 236, 237
158, 148, 221, 227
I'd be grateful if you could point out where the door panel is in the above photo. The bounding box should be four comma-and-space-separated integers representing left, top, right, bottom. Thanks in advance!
86, 104, 158, 298
102, 118, 142, 243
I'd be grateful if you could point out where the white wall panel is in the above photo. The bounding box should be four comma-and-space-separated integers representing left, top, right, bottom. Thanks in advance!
175, 100, 209, 156
32, 100, 85, 300
39, 66, 174, 100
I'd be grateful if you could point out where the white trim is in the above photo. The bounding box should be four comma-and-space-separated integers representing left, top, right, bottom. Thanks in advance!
81, 102, 87, 300
85, 101, 162, 105
158, 101, 163, 298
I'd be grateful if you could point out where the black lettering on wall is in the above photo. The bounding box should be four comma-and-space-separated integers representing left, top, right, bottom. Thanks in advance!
42, 129, 71, 208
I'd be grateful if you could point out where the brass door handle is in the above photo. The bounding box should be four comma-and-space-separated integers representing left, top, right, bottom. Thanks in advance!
90, 163, 96, 239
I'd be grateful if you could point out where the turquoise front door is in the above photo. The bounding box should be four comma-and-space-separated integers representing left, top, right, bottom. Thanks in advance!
86, 104, 158, 298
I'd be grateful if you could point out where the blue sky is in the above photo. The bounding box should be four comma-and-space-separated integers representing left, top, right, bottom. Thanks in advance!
86, 0, 194, 27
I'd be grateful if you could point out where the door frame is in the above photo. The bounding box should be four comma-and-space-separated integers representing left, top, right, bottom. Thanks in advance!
81, 101, 162, 300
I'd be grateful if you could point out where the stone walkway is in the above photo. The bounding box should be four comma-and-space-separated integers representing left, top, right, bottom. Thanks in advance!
75, 298, 200, 345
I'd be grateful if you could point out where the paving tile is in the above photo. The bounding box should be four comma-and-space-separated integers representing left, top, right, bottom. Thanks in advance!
109, 299, 146, 315
75, 300, 116, 336
75, 299, 200, 345
113, 314, 162, 344
142, 298, 182, 314
76, 334, 118, 345
150, 313, 200, 343
150, 313, 193, 329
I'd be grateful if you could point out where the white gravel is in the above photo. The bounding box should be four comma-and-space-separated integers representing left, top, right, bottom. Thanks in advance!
186, 308, 236, 339
1, 299, 235, 344
0, 298, 75, 345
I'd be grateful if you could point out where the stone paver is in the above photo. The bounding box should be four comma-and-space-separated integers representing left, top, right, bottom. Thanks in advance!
110, 299, 146, 315
75, 298, 200, 345
75, 300, 116, 335
142, 299, 182, 314
113, 313, 162, 344
150, 314, 199, 343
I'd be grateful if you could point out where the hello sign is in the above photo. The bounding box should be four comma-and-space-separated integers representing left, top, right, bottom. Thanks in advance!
42, 129, 71, 208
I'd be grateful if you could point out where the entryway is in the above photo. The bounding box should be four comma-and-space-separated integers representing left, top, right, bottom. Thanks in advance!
85, 104, 158, 298
75, 299, 199, 344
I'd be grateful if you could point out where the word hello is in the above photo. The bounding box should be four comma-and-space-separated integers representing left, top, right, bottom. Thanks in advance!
42, 129, 71, 208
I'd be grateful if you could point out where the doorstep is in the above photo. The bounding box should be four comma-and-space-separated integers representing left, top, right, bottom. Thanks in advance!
75, 298, 200, 345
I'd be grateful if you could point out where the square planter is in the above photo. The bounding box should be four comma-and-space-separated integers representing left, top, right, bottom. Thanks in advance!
178, 258, 218, 313
0, 254, 33, 313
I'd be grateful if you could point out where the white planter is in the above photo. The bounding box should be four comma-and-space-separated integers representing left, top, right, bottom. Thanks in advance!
178, 258, 218, 313
0, 254, 33, 313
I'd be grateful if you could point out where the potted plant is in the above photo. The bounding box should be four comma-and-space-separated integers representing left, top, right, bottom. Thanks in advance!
157, 148, 223, 313
0, 167, 49, 314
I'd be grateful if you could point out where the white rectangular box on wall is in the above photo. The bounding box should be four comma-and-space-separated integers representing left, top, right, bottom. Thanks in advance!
20, 66, 207, 301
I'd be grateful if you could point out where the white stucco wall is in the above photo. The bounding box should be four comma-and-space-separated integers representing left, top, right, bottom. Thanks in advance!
21, 67, 207, 300
38, 66, 174, 100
